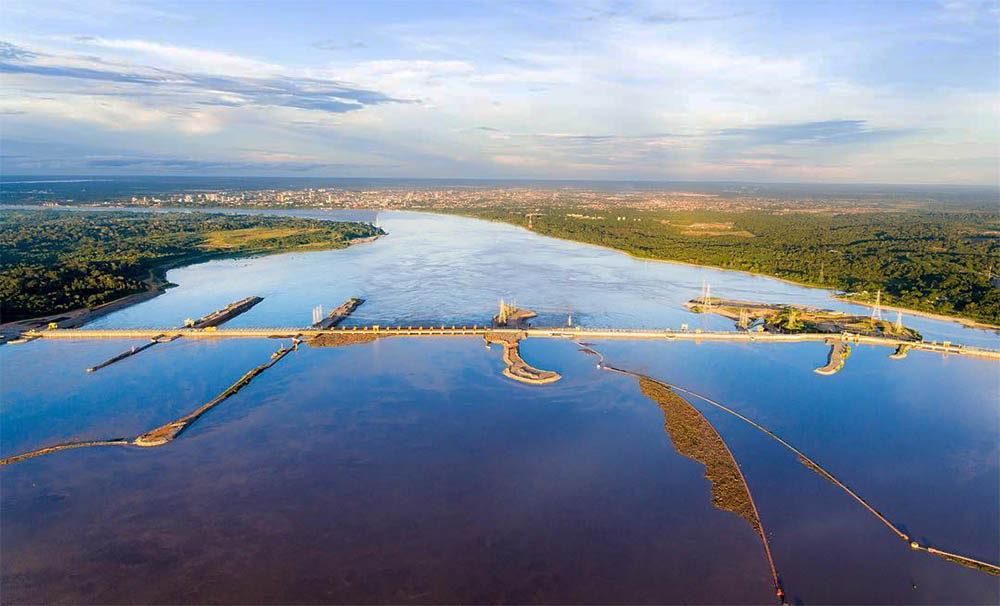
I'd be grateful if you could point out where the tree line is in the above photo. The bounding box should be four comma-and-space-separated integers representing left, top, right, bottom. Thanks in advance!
448, 207, 1000, 325
0, 210, 380, 321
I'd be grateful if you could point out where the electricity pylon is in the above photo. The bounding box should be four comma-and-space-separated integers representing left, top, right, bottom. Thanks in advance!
738, 307, 750, 329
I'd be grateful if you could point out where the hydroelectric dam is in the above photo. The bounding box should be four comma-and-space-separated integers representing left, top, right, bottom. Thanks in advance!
14, 325, 1000, 358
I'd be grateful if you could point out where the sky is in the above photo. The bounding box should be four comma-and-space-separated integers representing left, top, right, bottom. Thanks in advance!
0, 0, 997, 184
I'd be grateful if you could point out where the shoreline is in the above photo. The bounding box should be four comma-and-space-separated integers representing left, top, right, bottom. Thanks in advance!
0, 271, 168, 338
832, 295, 999, 332
10, 203, 996, 332
0, 233, 382, 338
435, 210, 1000, 333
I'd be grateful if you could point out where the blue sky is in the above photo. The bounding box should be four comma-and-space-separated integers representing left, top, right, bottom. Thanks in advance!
1, 0, 997, 184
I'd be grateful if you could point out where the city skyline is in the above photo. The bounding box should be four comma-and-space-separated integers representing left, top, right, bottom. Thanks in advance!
1, 0, 998, 184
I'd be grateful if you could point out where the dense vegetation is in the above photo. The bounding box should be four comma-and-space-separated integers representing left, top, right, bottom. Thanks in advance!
447, 207, 1000, 325
0, 210, 381, 321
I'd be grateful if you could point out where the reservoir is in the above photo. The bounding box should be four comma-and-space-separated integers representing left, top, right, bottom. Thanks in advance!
2, 210, 998, 603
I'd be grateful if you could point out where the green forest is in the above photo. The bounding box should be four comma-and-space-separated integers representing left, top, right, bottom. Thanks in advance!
447, 207, 1000, 325
0, 210, 381, 321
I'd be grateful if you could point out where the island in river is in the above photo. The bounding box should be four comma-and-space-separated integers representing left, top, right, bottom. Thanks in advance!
0, 209, 383, 329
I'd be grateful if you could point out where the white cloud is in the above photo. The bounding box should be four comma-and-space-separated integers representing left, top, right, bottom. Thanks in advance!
70, 37, 280, 76
633, 43, 808, 80
0, 88, 225, 133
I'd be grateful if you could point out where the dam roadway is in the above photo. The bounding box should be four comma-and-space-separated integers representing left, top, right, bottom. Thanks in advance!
18, 326, 1000, 360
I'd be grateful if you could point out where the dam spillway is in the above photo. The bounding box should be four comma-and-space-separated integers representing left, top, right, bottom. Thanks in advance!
15, 325, 1000, 361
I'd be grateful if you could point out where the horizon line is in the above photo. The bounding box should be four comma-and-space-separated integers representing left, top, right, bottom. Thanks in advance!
2, 173, 998, 190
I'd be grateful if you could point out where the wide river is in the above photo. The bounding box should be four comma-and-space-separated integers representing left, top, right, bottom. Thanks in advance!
2, 209, 998, 604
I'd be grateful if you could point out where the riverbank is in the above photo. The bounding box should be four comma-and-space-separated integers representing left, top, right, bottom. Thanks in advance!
833, 295, 999, 332
0, 270, 167, 340
1, 209, 384, 330
435, 210, 1000, 333
0, 233, 382, 340
18, 203, 995, 334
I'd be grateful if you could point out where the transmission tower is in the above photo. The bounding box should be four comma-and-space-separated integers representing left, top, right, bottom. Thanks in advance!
871, 290, 883, 321
700, 280, 713, 311
894, 311, 903, 333
312, 305, 323, 326
738, 307, 750, 329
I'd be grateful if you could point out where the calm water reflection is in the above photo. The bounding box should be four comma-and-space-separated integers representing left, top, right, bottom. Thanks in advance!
2, 339, 773, 604
1, 210, 998, 603
590, 339, 999, 604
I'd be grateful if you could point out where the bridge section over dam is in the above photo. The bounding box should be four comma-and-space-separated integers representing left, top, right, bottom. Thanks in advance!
19, 325, 1000, 361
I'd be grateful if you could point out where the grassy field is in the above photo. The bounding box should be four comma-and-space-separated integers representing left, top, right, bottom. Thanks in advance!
199, 227, 325, 248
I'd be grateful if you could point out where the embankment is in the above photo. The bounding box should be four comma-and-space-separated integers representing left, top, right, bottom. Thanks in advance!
308, 332, 379, 348
814, 341, 851, 375
0, 440, 131, 465
638, 377, 783, 602
1, 343, 296, 464
484, 332, 561, 384
134, 344, 294, 446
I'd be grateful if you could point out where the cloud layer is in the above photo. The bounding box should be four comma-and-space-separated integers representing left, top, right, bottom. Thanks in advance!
0, 0, 996, 183
0, 40, 408, 114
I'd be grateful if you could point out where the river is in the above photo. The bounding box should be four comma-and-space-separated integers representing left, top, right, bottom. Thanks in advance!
1, 209, 998, 603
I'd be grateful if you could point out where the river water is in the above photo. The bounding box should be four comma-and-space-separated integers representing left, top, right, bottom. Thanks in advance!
1, 210, 998, 604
